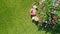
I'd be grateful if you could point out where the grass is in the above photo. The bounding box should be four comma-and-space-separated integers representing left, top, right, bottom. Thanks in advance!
0, 0, 60, 34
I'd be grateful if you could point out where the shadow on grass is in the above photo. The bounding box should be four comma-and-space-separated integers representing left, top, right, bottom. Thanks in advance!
39, 23, 60, 34
51, 24, 60, 34
32, 20, 39, 27
33, 21, 60, 34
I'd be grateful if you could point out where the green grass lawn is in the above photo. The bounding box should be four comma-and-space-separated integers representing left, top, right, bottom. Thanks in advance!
0, 0, 60, 34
